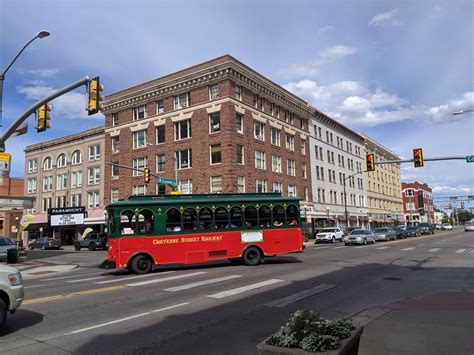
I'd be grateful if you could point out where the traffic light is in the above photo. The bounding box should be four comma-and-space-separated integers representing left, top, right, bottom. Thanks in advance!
37, 103, 52, 132
144, 167, 150, 183
413, 148, 424, 168
87, 77, 104, 115
366, 153, 375, 171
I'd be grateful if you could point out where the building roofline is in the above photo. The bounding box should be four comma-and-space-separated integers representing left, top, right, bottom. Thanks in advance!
25, 126, 104, 152
310, 106, 365, 142
359, 133, 401, 159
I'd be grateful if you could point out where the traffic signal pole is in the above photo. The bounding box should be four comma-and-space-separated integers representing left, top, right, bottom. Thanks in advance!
105, 162, 177, 189
373, 156, 469, 165
0, 76, 92, 152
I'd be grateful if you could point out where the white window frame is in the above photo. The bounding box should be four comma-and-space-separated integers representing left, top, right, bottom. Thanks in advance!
173, 93, 189, 110
88, 144, 100, 161
254, 121, 265, 141
255, 150, 266, 170
178, 179, 193, 194
112, 112, 119, 126
175, 149, 192, 170
287, 159, 296, 176
28, 159, 38, 173
57, 154, 66, 168
71, 150, 82, 165
132, 185, 147, 196
174, 119, 192, 140
273, 181, 282, 193
256, 179, 267, 193
237, 176, 245, 193
133, 130, 147, 149
235, 113, 243, 134
288, 184, 297, 197
156, 154, 166, 173
286, 133, 294, 151
271, 128, 280, 146
71, 171, 83, 187
27, 178, 37, 193
272, 155, 281, 173
209, 84, 219, 100
111, 189, 119, 203
43, 157, 52, 171
235, 85, 242, 100
87, 167, 101, 185
210, 176, 222, 193
210, 144, 222, 165
133, 105, 147, 120
209, 112, 221, 133
132, 158, 147, 176
236, 144, 244, 165
156, 99, 165, 114
111, 136, 120, 153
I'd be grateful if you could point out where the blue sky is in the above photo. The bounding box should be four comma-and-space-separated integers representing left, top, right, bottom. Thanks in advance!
1, 0, 473, 209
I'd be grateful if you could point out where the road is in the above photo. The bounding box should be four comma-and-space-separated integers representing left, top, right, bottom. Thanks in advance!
1, 228, 473, 354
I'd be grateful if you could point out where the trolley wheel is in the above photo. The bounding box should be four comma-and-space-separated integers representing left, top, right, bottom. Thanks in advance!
131, 255, 152, 274
242, 247, 262, 266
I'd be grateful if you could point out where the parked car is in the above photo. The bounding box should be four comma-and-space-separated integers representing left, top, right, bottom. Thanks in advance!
0, 238, 18, 262
343, 227, 358, 236
315, 228, 344, 244
404, 226, 421, 237
393, 225, 407, 239
344, 229, 376, 245
0, 264, 24, 328
435, 224, 443, 230
373, 227, 397, 241
465, 221, 474, 232
418, 223, 435, 235
75, 233, 108, 251
442, 223, 453, 230
28, 237, 62, 250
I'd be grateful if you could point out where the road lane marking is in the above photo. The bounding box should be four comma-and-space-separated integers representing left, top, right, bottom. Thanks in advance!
334, 246, 345, 249
24, 285, 45, 290
41, 272, 106, 281
441, 239, 447, 242
418, 244, 427, 246
455, 249, 466, 253
402, 247, 415, 251
429, 248, 441, 252
266, 284, 336, 307
95, 271, 175, 284
354, 246, 366, 249
312, 246, 331, 249
23, 285, 125, 305
64, 302, 189, 335
67, 276, 109, 283
23, 295, 65, 305
126, 272, 207, 287
207, 279, 283, 299
376, 246, 390, 250
164, 275, 242, 292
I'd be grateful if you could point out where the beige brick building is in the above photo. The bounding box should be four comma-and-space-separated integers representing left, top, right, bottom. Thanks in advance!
102, 55, 312, 205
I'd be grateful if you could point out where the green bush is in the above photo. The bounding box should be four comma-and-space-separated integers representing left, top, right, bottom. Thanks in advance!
265, 310, 354, 352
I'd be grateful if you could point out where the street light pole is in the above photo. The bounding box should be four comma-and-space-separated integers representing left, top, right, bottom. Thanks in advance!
0, 30, 50, 127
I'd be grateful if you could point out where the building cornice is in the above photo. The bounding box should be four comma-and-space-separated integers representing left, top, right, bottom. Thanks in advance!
311, 112, 365, 143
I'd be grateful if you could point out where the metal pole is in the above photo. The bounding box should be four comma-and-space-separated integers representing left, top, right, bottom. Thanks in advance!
343, 178, 348, 228
174, 156, 178, 191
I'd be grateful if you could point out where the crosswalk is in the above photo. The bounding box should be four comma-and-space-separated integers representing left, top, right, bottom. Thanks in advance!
311, 244, 473, 255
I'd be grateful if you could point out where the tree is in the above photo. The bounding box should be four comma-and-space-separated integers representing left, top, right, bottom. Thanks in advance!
458, 211, 473, 224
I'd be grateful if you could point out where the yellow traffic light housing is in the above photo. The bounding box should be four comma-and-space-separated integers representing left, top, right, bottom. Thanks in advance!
413, 148, 424, 167
366, 153, 375, 171
144, 167, 150, 183
87, 77, 104, 115
37, 103, 52, 132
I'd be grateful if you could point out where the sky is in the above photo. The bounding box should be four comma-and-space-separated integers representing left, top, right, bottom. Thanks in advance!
1, 0, 473, 210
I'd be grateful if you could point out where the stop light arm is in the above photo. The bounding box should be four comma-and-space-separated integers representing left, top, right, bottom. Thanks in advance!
372, 156, 469, 165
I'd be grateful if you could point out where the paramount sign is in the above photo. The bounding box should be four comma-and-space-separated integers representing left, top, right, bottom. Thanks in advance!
48, 207, 85, 226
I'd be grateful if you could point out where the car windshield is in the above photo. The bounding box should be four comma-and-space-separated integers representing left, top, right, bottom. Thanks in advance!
350, 230, 365, 235
321, 228, 338, 233
375, 228, 388, 232
0, 238, 14, 246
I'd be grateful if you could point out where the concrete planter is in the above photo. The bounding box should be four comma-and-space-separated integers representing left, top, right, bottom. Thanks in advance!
257, 327, 363, 355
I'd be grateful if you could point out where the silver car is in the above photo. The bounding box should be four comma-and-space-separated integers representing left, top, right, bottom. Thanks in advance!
374, 228, 396, 241
344, 229, 376, 246
0, 264, 24, 328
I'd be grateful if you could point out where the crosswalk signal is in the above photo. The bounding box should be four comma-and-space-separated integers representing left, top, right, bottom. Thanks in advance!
144, 167, 150, 183
413, 148, 424, 168
366, 153, 375, 171
87, 77, 104, 115
37, 103, 52, 132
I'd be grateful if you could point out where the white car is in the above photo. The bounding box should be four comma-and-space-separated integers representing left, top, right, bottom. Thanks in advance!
465, 221, 474, 232
0, 264, 24, 328
442, 223, 453, 230
315, 227, 344, 243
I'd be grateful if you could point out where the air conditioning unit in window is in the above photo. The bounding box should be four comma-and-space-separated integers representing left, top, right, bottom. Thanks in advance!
256, 135, 263, 140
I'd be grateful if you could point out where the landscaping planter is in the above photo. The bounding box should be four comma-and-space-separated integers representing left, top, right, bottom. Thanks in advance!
257, 326, 363, 355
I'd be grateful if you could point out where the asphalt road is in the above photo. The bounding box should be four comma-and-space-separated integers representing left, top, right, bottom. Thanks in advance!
1, 228, 472, 354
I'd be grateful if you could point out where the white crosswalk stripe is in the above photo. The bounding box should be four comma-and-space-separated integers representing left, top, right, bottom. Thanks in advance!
312, 246, 331, 249
207, 279, 284, 299
354, 246, 366, 249
334, 246, 345, 249
266, 284, 336, 307
67, 276, 109, 283
96, 271, 175, 284
429, 248, 441, 252
455, 249, 466, 254
402, 247, 415, 251
127, 272, 207, 287
164, 275, 242, 292
376, 246, 390, 250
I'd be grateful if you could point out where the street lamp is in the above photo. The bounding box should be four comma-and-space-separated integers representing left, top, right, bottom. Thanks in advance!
452, 109, 474, 115
0, 30, 50, 127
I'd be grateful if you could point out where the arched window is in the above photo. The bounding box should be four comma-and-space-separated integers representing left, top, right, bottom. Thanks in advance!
182, 208, 197, 231
166, 208, 181, 232
273, 205, 285, 225
199, 207, 213, 230
214, 207, 228, 229
72, 150, 82, 165
120, 210, 137, 235
259, 205, 271, 227
229, 207, 243, 227
57, 154, 66, 168
286, 204, 299, 225
137, 209, 154, 234
244, 206, 258, 227
43, 157, 52, 171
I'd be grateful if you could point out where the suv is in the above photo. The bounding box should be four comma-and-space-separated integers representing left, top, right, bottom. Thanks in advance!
315, 227, 344, 243
418, 223, 435, 235
75, 233, 107, 251
0, 264, 24, 328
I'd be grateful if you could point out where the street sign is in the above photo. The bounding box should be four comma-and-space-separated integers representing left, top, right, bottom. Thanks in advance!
443, 204, 452, 210
466, 155, 474, 163
0, 152, 11, 173
159, 177, 177, 185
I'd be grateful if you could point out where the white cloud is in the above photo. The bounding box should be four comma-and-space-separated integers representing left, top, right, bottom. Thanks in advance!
318, 25, 335, 34
430, 5, 445, 19
17, 68, 59, 78
369, 8, 402, 27
432, 185, 473, 196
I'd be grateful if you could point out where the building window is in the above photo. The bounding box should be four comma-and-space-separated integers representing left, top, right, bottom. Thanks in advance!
27, 178, 37, 193
157, 99, 165, 114
237, 176, 245, 193
133, 105, 147, 120
256, 179, 267, 193
405, 189, 415, 197
56, 173, 68, 190
42, 197, 52, 212
43, 157, 52, 171
209, 112, 220, 133
156, 125, 165, 144
175, 149, 192, 169
210, 144, 222, 165
273, 182, 282, 193
302, 163, 307, 178
111, 189, 119, 202
288, 184, 296, 197
111, 163, 119, 179
88, 167, 101, 184
254, 121, 265, 141
272, 155, 281, 173
133, 130, 147, 149
112, 113, 119, 126
173, 93, 189, 110
111, 136, 120, 153
178, 179, 193, 194
42, 176, 53, 191
71, 194, 81, 207
57, 154, 66, 168
88, 144, 100, 161
286, 134, 294, 150
209, 84, 219, 100
210, 176, 222, 193
28, 159, 38, 173
174, 119, 192, 140
236, 144, 244, 165
300, 140, 306, 155
71, 171, 82, 187
235, 113, 243, 133
271, 128, 280, 146
235, 85, 242, 100
287, 160, 296, 176
255, 150, 266, 170
71, 150, 82, 165
56, 195, 67, 208
132, 185, 147, 196
156, 154, 166, 172
87, 191, 100, 208
132, 158, 147, 176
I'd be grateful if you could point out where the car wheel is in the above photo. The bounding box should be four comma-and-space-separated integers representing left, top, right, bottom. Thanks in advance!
344, 242, 349, 246
242, 246, 262, 266
363, 238, 367, 245
41, 245, 46, 250
29, 245, 34, 250
75, 243, 81, 251
332, 236, 336, 243
372, 238, 376, 244
131, 255, 152, 274
0, 298, 7, 329
88, 243, 96, 251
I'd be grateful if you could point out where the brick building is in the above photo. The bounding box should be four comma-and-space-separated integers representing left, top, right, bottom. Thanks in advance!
102, 55, 312, 205
402, 181, 434, 224
0, 174, 29, 238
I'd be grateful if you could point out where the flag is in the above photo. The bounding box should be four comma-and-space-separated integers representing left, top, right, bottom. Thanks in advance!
81, 227, 94, 240
17, 214, 33, 240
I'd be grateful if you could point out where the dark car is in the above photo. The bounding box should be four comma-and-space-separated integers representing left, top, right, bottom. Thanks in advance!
75, 233, 107, 251
418, 223, 435, 235
29, 237, 62, 250
404, 226, 421, 237
0, 238, 17, 261
393, 225, 407, 239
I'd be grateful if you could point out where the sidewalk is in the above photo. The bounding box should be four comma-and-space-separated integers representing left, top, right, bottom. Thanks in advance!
355, 290, 474, 355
